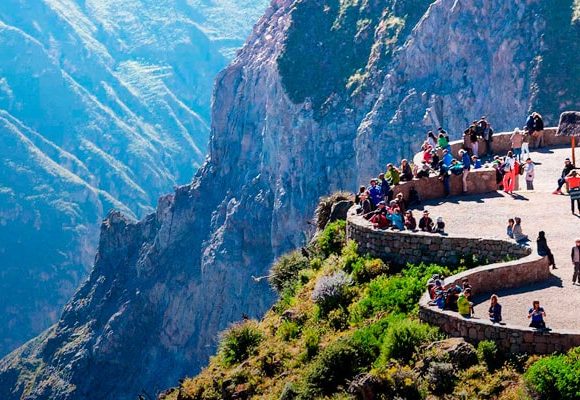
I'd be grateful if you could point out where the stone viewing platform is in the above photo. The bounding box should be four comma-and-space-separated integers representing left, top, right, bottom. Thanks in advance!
347, 127, 580, 354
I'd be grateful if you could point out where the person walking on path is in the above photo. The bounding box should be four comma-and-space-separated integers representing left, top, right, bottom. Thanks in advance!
553, 158, 575, 194
524, 157, 535, 190
565, 171, 580, 214
572, 239, 580, 285
537, 231, 556, 270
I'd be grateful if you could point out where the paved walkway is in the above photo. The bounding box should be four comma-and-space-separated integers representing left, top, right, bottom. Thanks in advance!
422, 146, 580, 330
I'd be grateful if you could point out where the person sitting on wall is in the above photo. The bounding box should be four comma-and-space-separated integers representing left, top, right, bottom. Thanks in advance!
427, 274, 441, 299
368, 178, 383, 208
386, 163, 401, 186
434, 217, 445, 234
359, 192, 373, 217
354, 185, 366, 205
457, 288, 474, 318
404, 210, 417, 231
387, 206, 405, 230
537, 231, 556, 270
488, 294, 502, 323
553, 158, 575, 195
471, 155, 482, 169
444, 284, 461, 312
430, 149, 440, 169
419, 210, 435, 232
394, 193, 407, 214
461, 278, 472, 291
378, 172, 393, 203
368, 201, 390, 229
528, 300, 547, 330
400, 159, 414, 182
442, 148, 454, 168
437, 132, 450, 150
416, 162, 431, 178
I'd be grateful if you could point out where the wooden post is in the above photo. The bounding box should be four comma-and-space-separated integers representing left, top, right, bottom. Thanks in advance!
573, 136, 577, 166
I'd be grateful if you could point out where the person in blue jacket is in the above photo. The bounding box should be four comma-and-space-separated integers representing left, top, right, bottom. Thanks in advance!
368, 179, 382, 208
387, 207, 404, 230
459, 149, 471, 194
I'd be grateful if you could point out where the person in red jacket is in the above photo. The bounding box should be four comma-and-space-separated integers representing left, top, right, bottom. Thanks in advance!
565, 171, 580, 214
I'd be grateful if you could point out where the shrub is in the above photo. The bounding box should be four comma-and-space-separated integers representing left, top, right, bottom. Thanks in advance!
524, 347, 580, 400
302, 327, 322, 361
426, 362, 457, 394
273, 285, 297, 314
379, 319, 441, 363
269, 250, 310, 293
477, 340, 502, 371
351, 258, 389, 283
311, 271, 353, 315
369, 363, 422, 400
278, 320, 301, 341
301, 337, 373, 397
316, 220, 346, 258
327, 307, 349, 331
218, 321, 264, 366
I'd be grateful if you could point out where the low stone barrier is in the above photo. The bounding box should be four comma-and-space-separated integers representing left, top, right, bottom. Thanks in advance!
346, 211, 531, 267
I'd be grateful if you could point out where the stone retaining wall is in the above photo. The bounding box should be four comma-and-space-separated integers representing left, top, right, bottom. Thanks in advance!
346, 211, 531, 267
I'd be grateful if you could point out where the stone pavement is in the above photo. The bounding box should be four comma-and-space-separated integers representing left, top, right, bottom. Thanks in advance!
421, 146, 580, 330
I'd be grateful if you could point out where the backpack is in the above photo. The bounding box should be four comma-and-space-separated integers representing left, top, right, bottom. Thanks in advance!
518, 163, 525, 175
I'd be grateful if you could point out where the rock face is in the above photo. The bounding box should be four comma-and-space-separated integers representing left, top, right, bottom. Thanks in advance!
0, 0, 267, 356
1, 0, 579, 399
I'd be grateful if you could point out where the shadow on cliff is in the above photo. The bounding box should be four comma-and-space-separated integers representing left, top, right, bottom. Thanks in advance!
472, 273, 563, 306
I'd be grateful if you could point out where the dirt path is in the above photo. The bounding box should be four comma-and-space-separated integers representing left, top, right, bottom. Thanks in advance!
421, 146, 580, 330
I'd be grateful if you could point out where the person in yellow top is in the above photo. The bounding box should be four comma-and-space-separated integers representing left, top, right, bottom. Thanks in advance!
565, 170, 580, 214
457, 288, 474, 318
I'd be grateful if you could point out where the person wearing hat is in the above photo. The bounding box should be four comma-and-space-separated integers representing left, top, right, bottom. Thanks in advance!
566, 171, 580, 214
369, 201, 389, 229
553, 158, 575, 195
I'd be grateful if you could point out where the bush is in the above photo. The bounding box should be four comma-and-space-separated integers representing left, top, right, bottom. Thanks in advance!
218, 321, 264, 366
327, 307, 349, 331
379, 319, 441, 363
269, 250, 310, 293
316, 220, 346, 258
352, 258, 389, 283
311, 271, 353, 315
426, 362, 457, 394
278, 320, 301, 341
477, 340, 502, 371
301, 337, 373, 397
368, 363, 422, 400
524, 347, 580, 400
302, 327, 322, 361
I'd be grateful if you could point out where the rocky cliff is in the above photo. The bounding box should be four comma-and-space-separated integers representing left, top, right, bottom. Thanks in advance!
0, 0, 267, 356
1, 0, 579, 399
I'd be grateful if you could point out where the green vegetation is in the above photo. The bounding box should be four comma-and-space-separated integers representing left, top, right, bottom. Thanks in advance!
172, 216, 580, 400
277, 0, 432, 116
525, 347, 580, 400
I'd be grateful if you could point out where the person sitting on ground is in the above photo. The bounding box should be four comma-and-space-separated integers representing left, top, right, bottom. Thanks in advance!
506, 218, 515, 239
434, 217, 445, 234
378, 172, 393, 203
537, 231, 556, 270
565, 170, 580, 214
419, 210, 435, 232
368, 178, 382, 208
369, 201, 390, 229
553, 158, 576, 194
408, 186, 421, 206
404, 210, 417, 230
524, 157, 535, 191
471, 155, 482, 169
510, 127, 524, 161
385, 163, 401, 186
512, 217, 528, 243
528, 300, 546, 329
417, 162, 431, 178
359, 192, 373, 218
457, 288, 474, 318
488, 294, 502, 323
400, 159, 414, 181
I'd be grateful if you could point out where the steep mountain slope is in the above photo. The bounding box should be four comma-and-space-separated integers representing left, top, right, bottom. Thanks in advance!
0, 0, 267, 356
0, 0, 579, 399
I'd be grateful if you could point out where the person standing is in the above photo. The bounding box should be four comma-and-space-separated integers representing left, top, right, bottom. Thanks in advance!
479, 117, 492, 156
521, 128, 531, 161
524, 157, 535, 190
460, 149, 471, 194
566, 171, 580, 214
510, 128, 524, 161
572, 239, 580, 285
533, 112, 545, 148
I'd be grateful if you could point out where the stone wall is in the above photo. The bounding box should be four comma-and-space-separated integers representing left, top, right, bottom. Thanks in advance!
346, 211, 531, 267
